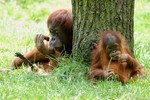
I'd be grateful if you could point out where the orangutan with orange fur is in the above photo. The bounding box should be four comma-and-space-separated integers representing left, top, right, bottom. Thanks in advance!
87, 31, 146, 85
11, 9, 73, 72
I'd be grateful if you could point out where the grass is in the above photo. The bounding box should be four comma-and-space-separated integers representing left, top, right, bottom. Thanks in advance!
0, 0, 150, 99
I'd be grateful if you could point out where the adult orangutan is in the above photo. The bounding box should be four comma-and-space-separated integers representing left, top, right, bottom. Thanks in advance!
87, 31, 146, 85
11, 9, 73, 71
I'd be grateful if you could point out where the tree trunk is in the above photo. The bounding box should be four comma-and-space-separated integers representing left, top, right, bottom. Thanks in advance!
72, 0, 135, 61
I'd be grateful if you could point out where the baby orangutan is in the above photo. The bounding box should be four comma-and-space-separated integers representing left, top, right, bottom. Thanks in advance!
87, 31, 146, 85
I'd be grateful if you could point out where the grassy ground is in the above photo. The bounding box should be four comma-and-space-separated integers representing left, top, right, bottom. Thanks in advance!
0, 0, 150, 99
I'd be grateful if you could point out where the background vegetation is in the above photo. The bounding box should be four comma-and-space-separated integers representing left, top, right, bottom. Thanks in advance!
0, 0, 150, 99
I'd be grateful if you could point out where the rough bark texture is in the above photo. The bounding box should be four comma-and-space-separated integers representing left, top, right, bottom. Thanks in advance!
72, 0, 135, 61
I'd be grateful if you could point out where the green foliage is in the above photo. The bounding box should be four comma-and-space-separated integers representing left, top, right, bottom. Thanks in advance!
0, 0, 71, 22
28, 7, 50, 22
0, 0, 150, 99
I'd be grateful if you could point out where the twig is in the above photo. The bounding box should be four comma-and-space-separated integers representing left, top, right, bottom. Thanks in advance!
107, 57, 112, 71
15, 52, 34, 70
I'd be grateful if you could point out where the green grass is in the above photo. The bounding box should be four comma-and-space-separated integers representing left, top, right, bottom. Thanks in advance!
0, 0, 150, 99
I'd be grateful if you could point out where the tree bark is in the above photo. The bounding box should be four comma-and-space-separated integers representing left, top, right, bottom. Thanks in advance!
72, 0, 135, 61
